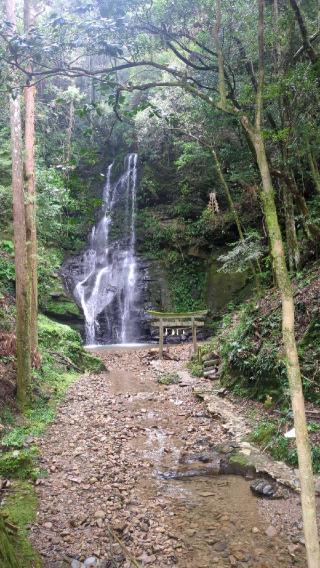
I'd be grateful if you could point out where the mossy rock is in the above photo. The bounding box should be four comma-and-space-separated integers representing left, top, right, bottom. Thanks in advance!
157, 372, 181, 385
44, 297, 83, 323
224, 451, 255, 477
38, 315, 104, 373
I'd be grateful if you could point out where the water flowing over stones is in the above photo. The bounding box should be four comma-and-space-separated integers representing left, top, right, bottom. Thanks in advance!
61, 154, 142, 345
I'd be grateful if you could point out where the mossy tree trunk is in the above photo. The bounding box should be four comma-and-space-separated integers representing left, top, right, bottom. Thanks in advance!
282, 183, 300, 272
239, 2, 320, 565
6, 0, 32, 409
248, 128, 320, 567
24, 0, 38, 354
308, 151, 320, 194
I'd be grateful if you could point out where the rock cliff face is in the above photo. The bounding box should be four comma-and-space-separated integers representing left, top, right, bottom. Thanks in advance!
56, 154, 252, 344
57, 246, 252, 343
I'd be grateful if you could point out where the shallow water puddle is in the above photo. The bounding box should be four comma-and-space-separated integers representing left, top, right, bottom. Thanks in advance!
106, 368, 305, 567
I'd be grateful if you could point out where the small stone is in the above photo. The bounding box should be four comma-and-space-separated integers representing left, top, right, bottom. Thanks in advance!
71, 561, 82, 568
252, 527, 260, 534
84, 557, 97, 567
214, 541, 228, 552
265, 526, 277, 538
139, 553, 156, 564
94, 510, 106, 519
44, 522, 53, 530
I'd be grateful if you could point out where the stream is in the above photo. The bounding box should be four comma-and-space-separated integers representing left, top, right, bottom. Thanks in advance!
31, 346, 306, 567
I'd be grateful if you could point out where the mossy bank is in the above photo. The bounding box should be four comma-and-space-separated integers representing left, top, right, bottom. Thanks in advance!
0, 316, 104, 567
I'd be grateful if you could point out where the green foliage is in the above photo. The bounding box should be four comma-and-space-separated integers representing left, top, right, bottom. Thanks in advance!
0, 317, 103, 488
186, 360, 203, 377
37, 248, 64, 309
45, 298, 81, 319
38, 315, 104, 373
218, 233, 263, 273
0, 241, 15, 293
0, 515, 20, 568
219, 302, 287, 400
157, 371, 181, 385
167, 258, 206, 312
0, 449, 38, 480
250, 419, 320, 473
1, 481, 42, 567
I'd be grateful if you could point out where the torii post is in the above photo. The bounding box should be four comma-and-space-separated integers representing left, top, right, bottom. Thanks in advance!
147, 311, 208, 359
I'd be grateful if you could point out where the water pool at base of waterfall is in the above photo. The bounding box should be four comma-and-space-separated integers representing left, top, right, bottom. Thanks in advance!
85, 342, 154, 351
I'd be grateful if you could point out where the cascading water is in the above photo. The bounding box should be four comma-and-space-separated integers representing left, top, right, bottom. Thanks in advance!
61, 154, 140, 345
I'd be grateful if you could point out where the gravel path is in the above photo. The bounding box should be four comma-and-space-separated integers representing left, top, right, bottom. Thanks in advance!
31, 346, 308, 567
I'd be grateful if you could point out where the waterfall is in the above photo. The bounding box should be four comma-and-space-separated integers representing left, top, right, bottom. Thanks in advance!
62, 153, 139, 345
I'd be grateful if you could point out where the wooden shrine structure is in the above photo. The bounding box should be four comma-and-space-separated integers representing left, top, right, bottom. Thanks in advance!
147, 310, 208, 359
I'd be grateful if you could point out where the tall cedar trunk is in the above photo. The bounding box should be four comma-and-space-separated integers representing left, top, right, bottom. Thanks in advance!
6, 0, 32, 408
24, 81, 38, 351
24, 0, 38, 353
282, 183, 300, 271
24, 0, 38, 352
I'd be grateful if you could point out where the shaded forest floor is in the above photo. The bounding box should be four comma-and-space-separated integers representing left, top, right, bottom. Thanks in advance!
29, 345, 318, 568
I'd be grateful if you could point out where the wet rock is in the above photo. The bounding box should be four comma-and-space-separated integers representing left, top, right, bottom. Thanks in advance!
250, 478, 280, 499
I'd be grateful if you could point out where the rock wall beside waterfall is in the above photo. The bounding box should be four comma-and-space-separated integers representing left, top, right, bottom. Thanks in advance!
58, 154, 253, 344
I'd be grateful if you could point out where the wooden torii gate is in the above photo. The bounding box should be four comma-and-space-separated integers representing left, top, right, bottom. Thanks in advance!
147, 310, 208, 359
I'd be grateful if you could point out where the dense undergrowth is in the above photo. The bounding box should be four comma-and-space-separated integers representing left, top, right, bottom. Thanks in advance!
197, 261, 320, 473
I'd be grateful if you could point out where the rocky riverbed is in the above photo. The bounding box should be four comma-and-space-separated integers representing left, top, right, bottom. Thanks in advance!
30, 344, 315, 567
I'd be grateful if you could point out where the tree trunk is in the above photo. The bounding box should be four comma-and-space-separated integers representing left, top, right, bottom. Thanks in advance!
24, 0, 38, 353
64, 99, 75, 164
24, 81, 38, 352
282, 183, 300, 272
6, 0, 32, 409
247, 126, 320, 568
211, 148, 244, 240
308, 151, 320, 194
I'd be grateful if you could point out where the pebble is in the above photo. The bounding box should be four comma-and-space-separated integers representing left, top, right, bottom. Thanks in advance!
94, 510, 106, 519
214, 541, 228, 552
71, 561, 82, 568
265, 525, 277, 538
44, 522, 53, 529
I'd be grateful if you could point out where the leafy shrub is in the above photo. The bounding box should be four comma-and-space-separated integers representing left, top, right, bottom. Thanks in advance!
187, 360, 203, 377
157, 372, 181, 385
250, 418, 320, 473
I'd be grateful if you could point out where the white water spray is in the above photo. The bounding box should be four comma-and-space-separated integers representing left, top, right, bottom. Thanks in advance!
68, 154, 139, 344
